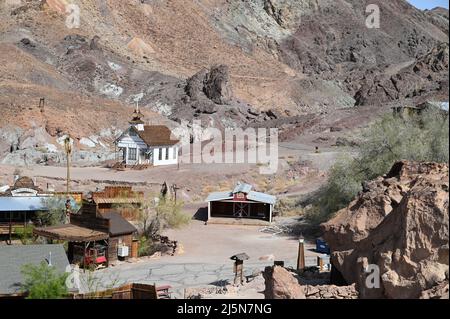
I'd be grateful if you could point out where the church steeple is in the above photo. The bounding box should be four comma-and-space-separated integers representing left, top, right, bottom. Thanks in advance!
129, 101, 145, 131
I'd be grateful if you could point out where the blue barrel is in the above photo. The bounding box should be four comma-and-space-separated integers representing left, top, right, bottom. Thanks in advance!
316, 239, 330, 254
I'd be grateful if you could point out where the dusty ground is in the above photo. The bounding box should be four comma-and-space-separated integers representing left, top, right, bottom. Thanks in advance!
91, 217, 321, 299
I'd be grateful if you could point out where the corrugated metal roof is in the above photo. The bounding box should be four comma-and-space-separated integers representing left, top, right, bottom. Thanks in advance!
0, 244, 69, 295
233, 182, 252, 194
0, 197, 48, 212
206, 188, 276, 205
247, 191, 276, 205
206, 191, 233, 202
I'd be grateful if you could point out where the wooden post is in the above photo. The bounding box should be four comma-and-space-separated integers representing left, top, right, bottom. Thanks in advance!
297, 237, 305, 271
64, 136, 72, 196
234, 260, 244, 285
8, 210, 12, 245
318, 256, 324, 272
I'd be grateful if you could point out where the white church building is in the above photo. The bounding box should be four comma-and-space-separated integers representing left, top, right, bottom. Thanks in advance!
115, 108, 179, 167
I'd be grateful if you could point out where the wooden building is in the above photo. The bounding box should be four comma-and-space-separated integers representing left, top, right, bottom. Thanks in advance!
91, 186, 144, 220
206, 182, 276, 224
34, 201, 137, 268
0, 176, 50, 237
115, 107, 179, 167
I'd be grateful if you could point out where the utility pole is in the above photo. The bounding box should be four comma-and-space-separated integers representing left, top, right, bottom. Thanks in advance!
64, 136, 72, 195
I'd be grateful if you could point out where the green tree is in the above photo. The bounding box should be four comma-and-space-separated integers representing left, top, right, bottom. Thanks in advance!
21, 262, 69, 299
38, 196, 80, 226
305, 109, 449, 224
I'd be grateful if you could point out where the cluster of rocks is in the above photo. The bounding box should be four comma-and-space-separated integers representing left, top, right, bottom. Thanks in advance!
321, 161, 449, 299
170, 64, 284, 129
353, 43, 449, 106
263, 266, 358, 299
0, 125, 117, 167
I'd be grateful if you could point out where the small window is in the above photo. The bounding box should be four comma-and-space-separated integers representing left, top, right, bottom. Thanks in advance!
158, 148, 162, 161
173, 147, 177, 159
128, 148, 137, 161
165, 148, 169, 160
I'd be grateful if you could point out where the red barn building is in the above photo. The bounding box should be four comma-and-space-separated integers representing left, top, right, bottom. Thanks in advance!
206, 182, 276, 224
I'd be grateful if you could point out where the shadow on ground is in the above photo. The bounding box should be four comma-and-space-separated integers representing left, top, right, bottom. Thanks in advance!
193, 207, 208, 221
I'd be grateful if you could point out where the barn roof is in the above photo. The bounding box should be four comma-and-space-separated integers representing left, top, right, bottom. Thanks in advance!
0, 244, 69, 296
206, 191, 233, 202
131, 125, 179, 146
233, 182, 252, 194
247, 191, 276, 205
206, 183, 276, 205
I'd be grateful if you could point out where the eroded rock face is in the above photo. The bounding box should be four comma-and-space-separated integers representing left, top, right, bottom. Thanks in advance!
322, 161, 449, 299
185, 65, 233, 106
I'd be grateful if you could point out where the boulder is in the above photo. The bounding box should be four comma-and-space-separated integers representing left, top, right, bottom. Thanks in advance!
321, 161, 449, 298
263, 266, 305, 299
203, 65, 233, 105
185, 65, 233, 106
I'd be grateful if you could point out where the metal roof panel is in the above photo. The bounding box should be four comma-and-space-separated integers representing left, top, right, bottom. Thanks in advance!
206, 191, 233, 202
233, 183, 252, 194
247, 191, 276, 205
0, 197, 48, 212
0, 244, 69, 295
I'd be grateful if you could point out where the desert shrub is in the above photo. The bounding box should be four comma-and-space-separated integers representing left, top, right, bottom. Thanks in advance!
21, 262, 69, 299
275, 197, 304, 216
155, 196, 190, 229
14, 225, 35, 245
305, 109, 449, 224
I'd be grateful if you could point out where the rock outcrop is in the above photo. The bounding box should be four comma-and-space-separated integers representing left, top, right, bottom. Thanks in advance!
263, 266, 358, 299
322, 161, 449, 299
263, 266, 305, 299
185, 64, 233, 106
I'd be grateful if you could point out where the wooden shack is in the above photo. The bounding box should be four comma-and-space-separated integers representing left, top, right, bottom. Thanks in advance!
34, 201, 137, 268
206, 182, 276, 224
92, 186, 144, 220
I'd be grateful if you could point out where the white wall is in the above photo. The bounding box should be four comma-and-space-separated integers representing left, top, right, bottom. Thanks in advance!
153, 146, 178, 166
116, 131, 147, 165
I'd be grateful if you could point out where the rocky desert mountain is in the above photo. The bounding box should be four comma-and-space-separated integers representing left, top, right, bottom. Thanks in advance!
0, 0, 448, 165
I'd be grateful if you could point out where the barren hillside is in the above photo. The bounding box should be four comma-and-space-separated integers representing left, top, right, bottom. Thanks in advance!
0, 0, 448, 164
